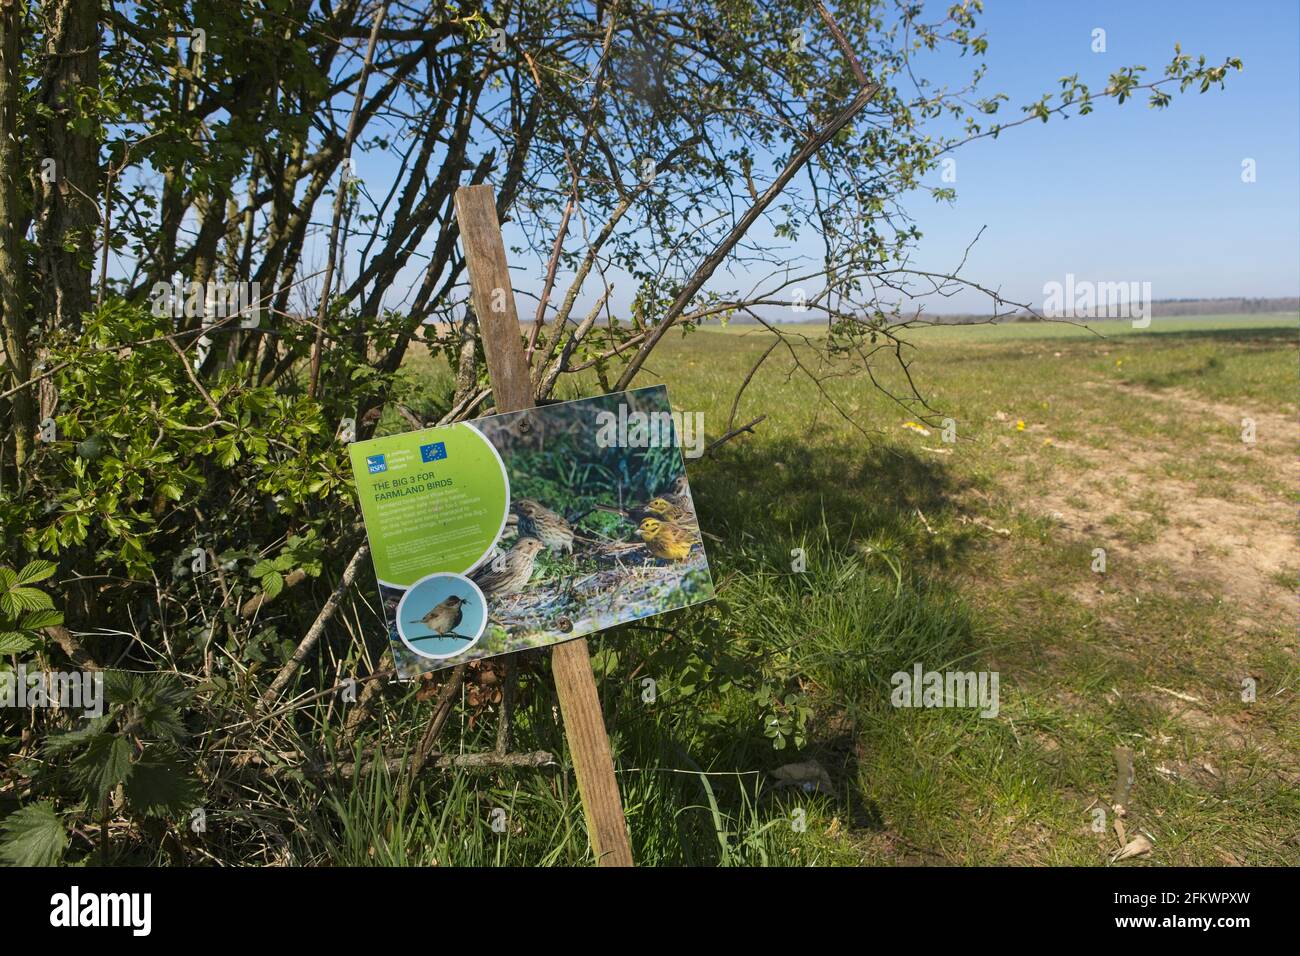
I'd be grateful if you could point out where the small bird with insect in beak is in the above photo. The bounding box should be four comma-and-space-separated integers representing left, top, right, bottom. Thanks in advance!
408, 594, 468, 635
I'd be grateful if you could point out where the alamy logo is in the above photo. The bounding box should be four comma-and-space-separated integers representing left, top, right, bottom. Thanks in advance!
890, 663, 1000, 718
594, 404, 705, 459
49, 886, 151, 936
1042, 273, 1151, 328
0, 665, 103, 717
150, 278, 261, 327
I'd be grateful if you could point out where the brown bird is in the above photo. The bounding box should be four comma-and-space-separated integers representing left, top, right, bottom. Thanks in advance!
663, 474, 691, 506
408, 594, 468, 635
471, 536, 545, 599
512, 498, 574, 554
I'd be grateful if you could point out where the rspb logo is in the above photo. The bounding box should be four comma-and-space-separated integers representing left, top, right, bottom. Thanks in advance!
366, 454, 387, 474
420, 442, 447, 463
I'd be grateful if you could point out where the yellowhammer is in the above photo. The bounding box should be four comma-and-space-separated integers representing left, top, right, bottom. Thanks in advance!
644, 496, 698, 534
637, 517, 693, 561
596, 478, 697, 528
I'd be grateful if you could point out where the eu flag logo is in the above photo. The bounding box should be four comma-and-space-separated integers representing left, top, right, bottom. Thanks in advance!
420, 442, 447, 463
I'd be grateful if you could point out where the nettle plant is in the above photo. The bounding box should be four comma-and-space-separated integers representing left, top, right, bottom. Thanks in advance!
0, 559, 203, 865
2, 670, 201, 866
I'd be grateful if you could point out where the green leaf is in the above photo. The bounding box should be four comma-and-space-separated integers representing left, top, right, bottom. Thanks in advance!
3, 588, 53, 613
14, 560, 57, 586
0, 632, 35, 654
124, 760, 203, 817
45, 716, 114, 754
260, 570, 284, 600
156, 481, 183, 502
0, 802, 67, 867
72, 734, 134, 799
20, 609, 63, 630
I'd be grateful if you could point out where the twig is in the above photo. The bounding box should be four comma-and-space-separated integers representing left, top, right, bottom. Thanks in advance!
495, 656, 515, 754
725, 336, 780, 433
812, 0, 872, 87
436, 386, 490, 425
164, 335, 227, 422
526, 196, 574, 362
339, 660, 397, 749
536, 286, 609, 398
915, 508, 936, 535
401, 663, 468, 800
704, 415, 768, 457
258, 543, 370, 710
264, 749, 556, 778
395, 403, 424, 429
45, 625, 101, 671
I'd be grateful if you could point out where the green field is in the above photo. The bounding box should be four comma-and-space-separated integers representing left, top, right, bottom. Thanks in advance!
322, 313, 1297, 866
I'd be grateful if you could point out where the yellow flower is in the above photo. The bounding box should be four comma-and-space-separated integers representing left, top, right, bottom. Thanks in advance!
1015, 420, 1026, 431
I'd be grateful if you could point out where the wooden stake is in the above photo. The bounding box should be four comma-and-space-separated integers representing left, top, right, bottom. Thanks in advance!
454, 184, 634, 867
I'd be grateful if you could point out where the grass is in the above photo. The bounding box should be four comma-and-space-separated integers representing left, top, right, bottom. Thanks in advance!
307, 312, 1297, 866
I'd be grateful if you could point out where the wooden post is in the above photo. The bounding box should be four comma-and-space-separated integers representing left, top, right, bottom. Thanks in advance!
454, 184, 634, 867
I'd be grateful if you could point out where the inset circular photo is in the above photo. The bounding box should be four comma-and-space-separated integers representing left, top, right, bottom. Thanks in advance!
395, 573, 487, 660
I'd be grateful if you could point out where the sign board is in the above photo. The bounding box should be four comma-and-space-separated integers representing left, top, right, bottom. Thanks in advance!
349, 385, 714, 678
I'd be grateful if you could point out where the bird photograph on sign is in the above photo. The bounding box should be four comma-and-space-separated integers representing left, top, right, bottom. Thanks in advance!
349, 386, 714, 677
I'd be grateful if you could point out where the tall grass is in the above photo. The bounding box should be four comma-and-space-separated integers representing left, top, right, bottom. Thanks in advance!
250, 514, 973, 866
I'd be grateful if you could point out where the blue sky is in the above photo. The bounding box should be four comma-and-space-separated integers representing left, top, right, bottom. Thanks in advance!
501, 0, 1300, 318
289, 1, 1298, 321
891, 0, 1299, 312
